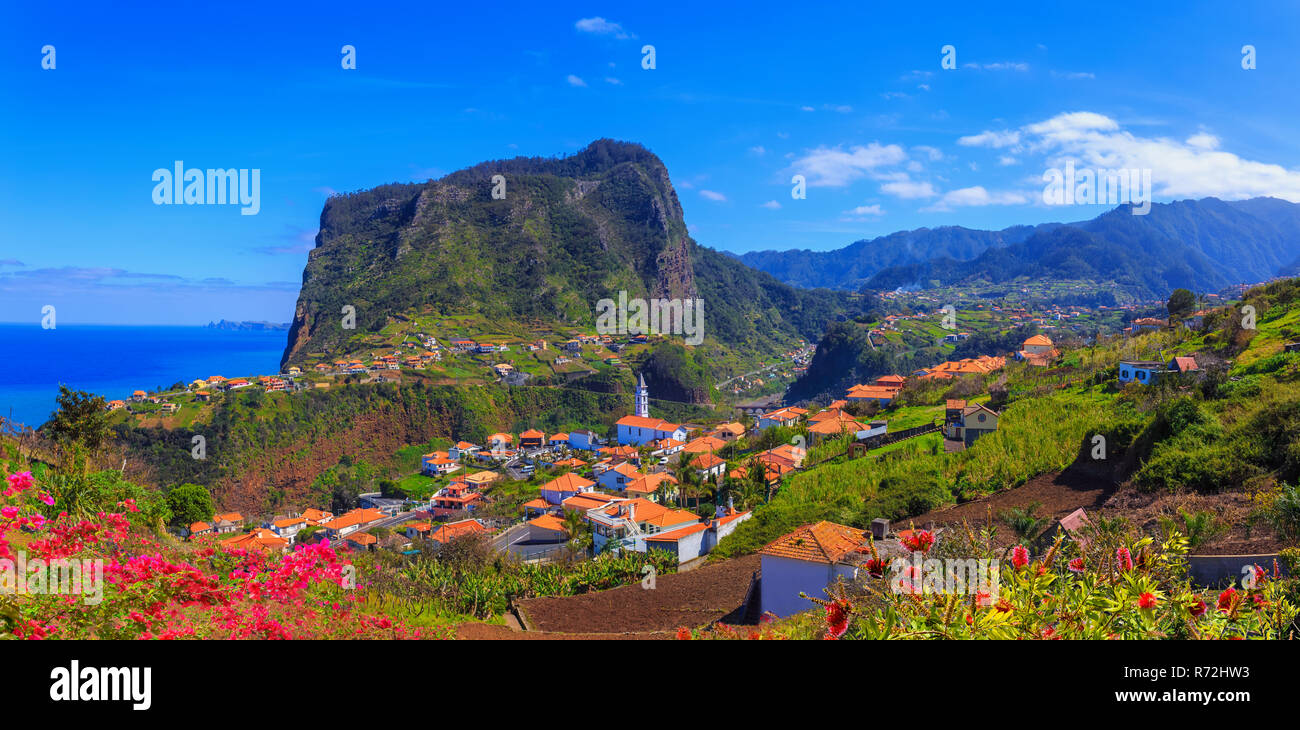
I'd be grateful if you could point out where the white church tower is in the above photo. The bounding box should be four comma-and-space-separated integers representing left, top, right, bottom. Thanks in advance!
634, 372, 650, 418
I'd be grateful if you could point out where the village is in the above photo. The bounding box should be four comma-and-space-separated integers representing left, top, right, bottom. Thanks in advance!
175, 308, 1220, 596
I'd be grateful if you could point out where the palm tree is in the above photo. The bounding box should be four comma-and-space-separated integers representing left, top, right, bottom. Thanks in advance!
561, 509, 591, 551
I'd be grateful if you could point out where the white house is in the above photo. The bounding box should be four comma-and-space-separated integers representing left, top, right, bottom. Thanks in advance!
449, 441, 481, 460
757, 406, 808, 430
615, 415, 687, 447
268, 516, 308, 543
642, 506, 753, 563
759, 521, 868, 618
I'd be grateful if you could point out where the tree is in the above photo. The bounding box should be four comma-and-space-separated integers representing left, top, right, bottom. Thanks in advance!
1167, 288, 1196, 320
45, 386, 111, 453
166, 483, 215, 526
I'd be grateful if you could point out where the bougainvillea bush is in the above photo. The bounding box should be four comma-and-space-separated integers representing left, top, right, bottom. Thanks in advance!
1, 469, 427, 640
683, 524, 1299, 640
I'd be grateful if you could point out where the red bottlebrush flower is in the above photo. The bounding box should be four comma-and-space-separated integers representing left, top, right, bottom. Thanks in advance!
1252, 565, 1266, 585
1116, 547, 1133, 572
824, 598, 851, 639
1012, 545, 1029, 569
1067, 557, 1085, 573
900, 530, 935, 553
675, 627, 692, 640
1217, 588, 1237, 612
863, 557, 889, 577
994, 598, 1014, 613
1138, 592, 1158, 610
1188, 599, 1207, 617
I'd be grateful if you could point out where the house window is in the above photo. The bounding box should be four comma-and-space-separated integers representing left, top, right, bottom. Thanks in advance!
977, 414, 986, 423
1138, 371, 1146, 381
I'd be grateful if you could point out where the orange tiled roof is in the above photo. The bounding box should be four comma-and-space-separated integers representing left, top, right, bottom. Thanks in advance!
682, 435, 727, 453
689, 452, 725, 470
541, 472, 595, 493
760, 521, 867, 564
562, 492, 619, 511
220, 528, 289, 551
320, 508, 385, 531
644, 522, 710, 542
616, 415, 682, 431
430, 519, 486, 544
529, 514, 568, 532
809, 417, 866, 435
601, 498, 697, 528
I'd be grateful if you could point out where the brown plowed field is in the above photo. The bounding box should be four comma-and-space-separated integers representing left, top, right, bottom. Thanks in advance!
511, 554, 760, 635
905, 460, 1118, 546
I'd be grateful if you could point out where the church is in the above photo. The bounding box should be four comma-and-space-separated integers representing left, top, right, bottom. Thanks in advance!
614, 374, 687, 446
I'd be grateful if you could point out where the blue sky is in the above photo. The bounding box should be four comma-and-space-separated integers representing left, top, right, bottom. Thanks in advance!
2, 1, 1299, 324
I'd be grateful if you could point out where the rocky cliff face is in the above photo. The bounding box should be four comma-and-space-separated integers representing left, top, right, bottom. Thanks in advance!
280, 139, 858, 395
282, 140, 700, 367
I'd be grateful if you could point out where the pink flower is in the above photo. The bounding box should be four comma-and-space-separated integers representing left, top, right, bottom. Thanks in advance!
1067, 557, 1084, 573
0, 506, 18, 520
6, 471, 34, 495
38, 492, 55, 507
1011, 545, 1029, 569
1116, 547, 1133, 572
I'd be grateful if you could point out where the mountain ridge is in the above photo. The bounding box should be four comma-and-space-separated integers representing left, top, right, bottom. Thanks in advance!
738, 197, 1300, 297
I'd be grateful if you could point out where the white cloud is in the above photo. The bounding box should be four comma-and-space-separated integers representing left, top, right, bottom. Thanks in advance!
881, 179, 937, 199
790, 143, 907, 187
845, 204, 885, 217
958, 130, 1021, 148
998, 155, 1019, 166
913, 145, 944, 161
800, 105, 815, 112
604, 77, 623, 85
963, 62, 1029, 71
566, 74, 587, 87
923, 186, 1028, 211
761, 200, 781, 209
749, 145, 767, 156
700, 190, 727, 202
575, 17, 632, 39
1023, 111, 1300, 201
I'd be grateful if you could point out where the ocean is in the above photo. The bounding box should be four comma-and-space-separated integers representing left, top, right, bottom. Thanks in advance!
0, 324, 288, 428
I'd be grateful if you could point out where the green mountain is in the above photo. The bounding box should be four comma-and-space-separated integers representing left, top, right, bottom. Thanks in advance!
742, 198, 1300, 298
864, 198, 1300, 299
281, 140, 858, 386
737, 223, 1055, 290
